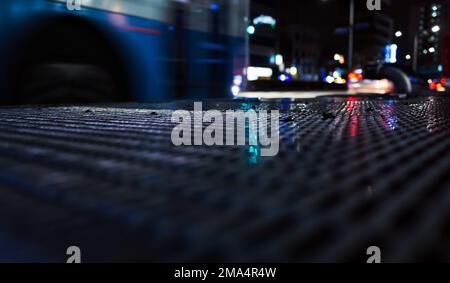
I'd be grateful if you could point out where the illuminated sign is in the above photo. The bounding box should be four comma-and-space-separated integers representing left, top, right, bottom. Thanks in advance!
247, 67, 273, 81
253, 15, 276, 27
385, 44, 397, 64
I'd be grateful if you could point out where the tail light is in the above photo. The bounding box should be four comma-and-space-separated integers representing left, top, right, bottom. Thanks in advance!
348, 72, 363, 83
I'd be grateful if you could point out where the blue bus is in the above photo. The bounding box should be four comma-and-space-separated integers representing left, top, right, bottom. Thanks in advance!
0, 0, 249, 104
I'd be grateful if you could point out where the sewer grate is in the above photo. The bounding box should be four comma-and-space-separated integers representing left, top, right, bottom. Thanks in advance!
0, 96, 449, 262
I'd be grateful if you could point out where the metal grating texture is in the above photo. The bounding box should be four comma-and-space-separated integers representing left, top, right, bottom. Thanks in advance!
0, 96, 449, 262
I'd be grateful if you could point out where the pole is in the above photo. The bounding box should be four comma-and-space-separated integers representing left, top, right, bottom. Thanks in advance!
348, 0, 354, 70
413, 34, 418, 72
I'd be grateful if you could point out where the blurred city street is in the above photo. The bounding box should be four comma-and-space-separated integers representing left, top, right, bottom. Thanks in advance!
1, 0, 450, 265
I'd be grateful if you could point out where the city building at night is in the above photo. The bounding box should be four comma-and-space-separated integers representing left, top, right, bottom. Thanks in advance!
394, 0, 450, 76
247, 0, 280, 80
414, 1, 450, 76
279, 0, 393, 73
280, 25, 320, 81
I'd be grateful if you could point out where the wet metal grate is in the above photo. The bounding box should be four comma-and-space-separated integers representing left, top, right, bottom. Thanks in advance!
0, 96, 450, 262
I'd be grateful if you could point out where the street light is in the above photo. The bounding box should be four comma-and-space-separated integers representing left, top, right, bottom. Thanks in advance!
246, 25, 255, 35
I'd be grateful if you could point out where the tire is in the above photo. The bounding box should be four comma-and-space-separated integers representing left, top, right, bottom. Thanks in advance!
15, 63, 121, 104
6, 16, 132, 105
379, 66, 412, 94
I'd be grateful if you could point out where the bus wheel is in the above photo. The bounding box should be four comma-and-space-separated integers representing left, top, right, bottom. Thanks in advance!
15, 63, 121, 105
